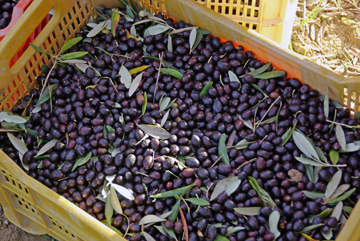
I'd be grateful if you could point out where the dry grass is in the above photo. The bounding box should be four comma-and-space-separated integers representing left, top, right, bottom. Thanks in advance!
291, 0, 360, 76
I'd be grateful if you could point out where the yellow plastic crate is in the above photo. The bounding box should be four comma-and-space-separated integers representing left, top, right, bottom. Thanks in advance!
193, 0, 299, 47
0, 0, 360, 240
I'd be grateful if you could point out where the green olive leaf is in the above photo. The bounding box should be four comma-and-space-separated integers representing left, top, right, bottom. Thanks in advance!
59, 51, 88, 60
150, 183, 195, 199
87, 20, 110, 37
196, 29, 211, 35
185, 198, 209, 206
72, 152, 92, 171
297, 224, 324, 233
35, 139, 59, 157
158, 68, 183, 79
281, 121, 297, 146
7, 133, 29, 170
248, 176, 277, 208
36, 84, 58, 106
218, 133, 230, 166
142, 92, 147, 116
29, 43, 52, 56
293, 130, 320, 160
323, 184, 350, 204
160, 97, 171, 112
111, 11, 120, 37
295, 157, 326, 167
143, 24, 171, 38
162, 222, 177, 240
324, 86, 329, 118
254, 70, 286, 79
168, 199, 181, 222
161, 110, 170, 127
143, 231, 156, 241
331, 201, 343, 220
138, 124, 171, 139
111, 183, 134, 200
110, 185, 123, 215
0, 112, 27, 124
233, 207, 261, 216
225, 179, 241, 196
119, 65, 132, 89
339, 143, 360, 153
139, 215, 165, 226
210, 176, 238, 201
214, 235, 230, 241
105, 194, 114, 225
128, 72, 143, 97
239, 62, 271, 78
315, 146, 327, 162
228, 70, 241, 88
269, 211, 281, 240
236, 114, 253, 130
335, 124, 347, 151
225, 227, 245, 237
317, 208, 333, 218
326, 188, 356, 204
60, 37, 83, 53
200, 81, 213, 98
167, 35, 173, 52
189, 27, 197, 51
325, 170, 342, 199
343, 206, 353, 215
192, 32, 203, 51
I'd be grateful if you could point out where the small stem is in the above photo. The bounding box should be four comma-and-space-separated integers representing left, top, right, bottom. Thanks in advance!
153, 52, 164, 103
326, 120, 359, 129
210, 155, 223, 169
237, 158, 257, 170
123, 214, 130, 237
180, 195, 190, 213
39, 60, 58, 98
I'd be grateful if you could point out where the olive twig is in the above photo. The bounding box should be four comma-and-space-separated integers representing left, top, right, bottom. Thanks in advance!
38, 60, 58, 98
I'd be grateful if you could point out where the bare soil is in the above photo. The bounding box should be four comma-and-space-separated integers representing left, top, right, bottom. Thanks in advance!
291, 0, 360, 76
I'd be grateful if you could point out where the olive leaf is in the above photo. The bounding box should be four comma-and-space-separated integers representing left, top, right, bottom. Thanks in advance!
228, 70, 241, 85
281, 122, 297, 146
225, 227, 245, 237
225, 179, 241, 196
293, 130, 320, 160
248, 176, 277, 208
110, 185, 123, 214
29, 43, 52, 56
269, 211, 281, 240
36, 84, 58, 106
126, 5, 135, 19
60, 37, 83, 53
323, 184, 350, 204
143, 24, 171, 38
111, 148, 121, 157
111, 11, 120, 37
59, 51, 88, 60
138, 124, 171, 139
335, 124, 347, 151
128, 72, 143, 97
105, 195, 114, 225
326, 188, 356, 205
210, 176, 238, 201
218, 133, 230, 166
7, 133, 29, 170
185, 198, 209, 206
233, 207, 261, 216
295, 157, 326, 167
87, 20, 110, 37
200, 81, 213, 98
158, 68, 183, 79
119, 65, 132, 89
331, 201, 343, 220
142, 92, 147, 116
75, 64, 101, 76
168, 199, 181, 222
314, 166, 321, 183
254, 71, 285, 79
162, 222, 177, 240
150, 183, 195, 199
160, 97, 171, 112
192, 33, 203, 51
318, 95, 344, 109
227, 130, 236, 147
251, 84, 268, 97
230, 139, 253, 150
315, 146, 327, 162
35, 139, 59, 157
325, 170, 342, 199
167, 35, 173, 52
129, 65, 149, 75
298, 224, 324, 233
317, 208, 333, 218
343, 206, 353, 215
324, 86, 329, 118
339, 143, 360, 153
197, 29, 211, 35
0, 112, 27, 124
321, 230, 333, 240
143, 232, 156, 241
154, 225, 168, 237
130, 25, 137, 37
72, 152, 92, 171
139, 215, 165, 226
161, 110, 170, 127
166, 98, 177, 109
214, 235, 230, 241
239, 62, 271, 78
236, 114, 253, 130
301, 233, 318, 241
189, 27, 197, 51
59, 59, 87, 64
111, 183, 134, 200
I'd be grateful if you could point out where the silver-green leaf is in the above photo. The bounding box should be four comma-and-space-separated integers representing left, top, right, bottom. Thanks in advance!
234, 207, 261, 216
138, 124, 171, 139
129, 72, 143, 97
210, 176, 238, 201
325, 170, 342, 199
335, 124, 347, 151
269, 211, 281, 240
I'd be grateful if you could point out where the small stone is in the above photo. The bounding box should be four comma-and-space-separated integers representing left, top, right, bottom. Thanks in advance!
288, 169, 303, 183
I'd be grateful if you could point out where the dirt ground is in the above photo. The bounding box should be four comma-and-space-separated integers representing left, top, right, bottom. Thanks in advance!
0, 205, 53, 241
0, 1, 359, 241
291, 0, 360, 76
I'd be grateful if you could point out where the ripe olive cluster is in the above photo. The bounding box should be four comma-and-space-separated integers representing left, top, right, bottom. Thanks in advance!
0, 0, 18, 29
